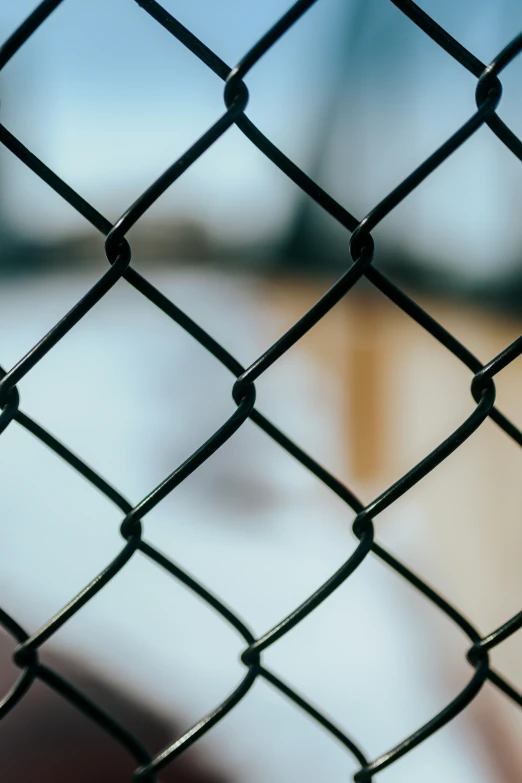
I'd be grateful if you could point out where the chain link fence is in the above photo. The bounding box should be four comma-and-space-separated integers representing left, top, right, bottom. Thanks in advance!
1, 0, 522, 780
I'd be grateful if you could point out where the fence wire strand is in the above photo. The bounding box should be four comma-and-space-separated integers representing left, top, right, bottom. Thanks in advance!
1, 0, 522, 780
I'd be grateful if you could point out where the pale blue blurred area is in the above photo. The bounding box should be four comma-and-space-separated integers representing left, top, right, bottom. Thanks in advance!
0, 269, 501, 783
0, 0, 348, 243
1, 0, 522, 277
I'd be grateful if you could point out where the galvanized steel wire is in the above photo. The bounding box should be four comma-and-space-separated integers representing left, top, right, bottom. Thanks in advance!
1, 1, 522, 780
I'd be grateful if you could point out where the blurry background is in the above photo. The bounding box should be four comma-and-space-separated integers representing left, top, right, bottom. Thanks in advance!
1, 0, 522, 780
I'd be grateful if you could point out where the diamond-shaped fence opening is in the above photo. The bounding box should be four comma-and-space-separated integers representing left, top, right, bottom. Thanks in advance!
2, 1, 522, 781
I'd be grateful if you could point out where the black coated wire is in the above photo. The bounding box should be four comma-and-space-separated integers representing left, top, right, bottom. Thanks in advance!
1, 0, 522, 779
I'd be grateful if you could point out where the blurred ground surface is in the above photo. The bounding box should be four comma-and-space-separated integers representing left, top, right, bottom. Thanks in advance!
0, 266, 518, 781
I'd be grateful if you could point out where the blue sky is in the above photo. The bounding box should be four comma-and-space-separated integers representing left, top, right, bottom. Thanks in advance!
1, 0, 522, 279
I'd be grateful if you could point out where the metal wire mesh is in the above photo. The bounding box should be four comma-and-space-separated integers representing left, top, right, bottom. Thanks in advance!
1, 0, 522, 780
